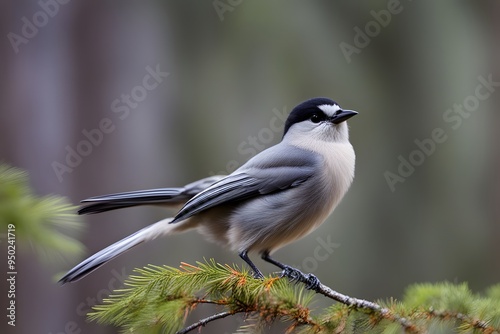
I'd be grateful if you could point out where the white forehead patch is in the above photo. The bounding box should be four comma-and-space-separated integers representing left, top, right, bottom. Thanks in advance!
318, 104, 341, 117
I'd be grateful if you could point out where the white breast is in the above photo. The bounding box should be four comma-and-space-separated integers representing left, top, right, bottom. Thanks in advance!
225, 140, 355, 254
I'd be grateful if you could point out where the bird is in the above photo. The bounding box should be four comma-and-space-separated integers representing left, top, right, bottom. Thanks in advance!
59, 97, 357, 284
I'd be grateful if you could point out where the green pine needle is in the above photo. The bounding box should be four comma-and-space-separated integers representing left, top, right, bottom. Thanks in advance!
0, 164, 85, 264
88, 261, 500, 334
89, 259, 317, 333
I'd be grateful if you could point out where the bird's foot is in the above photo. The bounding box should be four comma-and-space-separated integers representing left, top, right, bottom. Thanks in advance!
252, 271, 264, 279
280, 266, 321, 290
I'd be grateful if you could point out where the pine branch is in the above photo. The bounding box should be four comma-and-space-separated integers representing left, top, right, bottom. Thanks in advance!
88, 260, 500, 334
428, 310, 494, 333
176, 311, 238, 334
0, 164, 85, 265
279, 267, 417, 332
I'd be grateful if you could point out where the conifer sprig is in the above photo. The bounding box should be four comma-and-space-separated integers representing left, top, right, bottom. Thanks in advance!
89, 259, 500, 333
89, 259, 318, 333
0, 164, 84, 264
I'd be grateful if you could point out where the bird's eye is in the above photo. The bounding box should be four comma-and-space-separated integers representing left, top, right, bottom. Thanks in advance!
310, 114, 322, 123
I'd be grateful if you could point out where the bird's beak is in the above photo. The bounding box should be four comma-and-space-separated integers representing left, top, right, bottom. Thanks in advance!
331, 110, 358, 124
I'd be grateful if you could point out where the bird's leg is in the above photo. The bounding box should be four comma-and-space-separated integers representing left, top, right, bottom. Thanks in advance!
239, 250, 264, 279
261, 251, 321, 290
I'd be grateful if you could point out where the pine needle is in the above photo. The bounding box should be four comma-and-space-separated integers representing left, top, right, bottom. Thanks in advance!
0, 164, 85, 265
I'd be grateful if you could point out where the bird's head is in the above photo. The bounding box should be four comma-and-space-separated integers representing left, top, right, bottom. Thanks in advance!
283, 97, 357, 143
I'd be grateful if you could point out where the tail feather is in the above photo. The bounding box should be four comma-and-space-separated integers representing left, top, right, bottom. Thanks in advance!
61, 176, 225, 283
78, 175, 225, 215
78, 188, 187, 215
58, 218, 175, 284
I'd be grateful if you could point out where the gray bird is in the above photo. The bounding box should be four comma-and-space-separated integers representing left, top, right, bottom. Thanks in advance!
59, 97, 357, 284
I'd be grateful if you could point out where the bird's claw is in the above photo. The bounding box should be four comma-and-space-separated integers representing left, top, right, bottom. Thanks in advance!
280, 266, 301, 281
304, 273, 320, 290
252, 271, 264, 279
280, 266, 321, 290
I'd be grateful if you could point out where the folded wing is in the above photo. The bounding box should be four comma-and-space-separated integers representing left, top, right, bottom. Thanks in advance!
171, 145, 320, 223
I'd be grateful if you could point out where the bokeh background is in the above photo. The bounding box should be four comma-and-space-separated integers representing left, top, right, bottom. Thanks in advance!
1, 1, 499, 333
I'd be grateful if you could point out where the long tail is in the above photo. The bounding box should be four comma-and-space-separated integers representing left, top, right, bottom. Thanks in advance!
58, 217, 177, 284
78, 175, 225, 215
60, 176, 224, 283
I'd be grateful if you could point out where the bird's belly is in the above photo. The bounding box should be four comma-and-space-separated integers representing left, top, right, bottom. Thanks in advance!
226, 177, 341, 253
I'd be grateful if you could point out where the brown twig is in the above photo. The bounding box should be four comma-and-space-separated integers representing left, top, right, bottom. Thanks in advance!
176, 310, 240, 334
428, 309, 499, 333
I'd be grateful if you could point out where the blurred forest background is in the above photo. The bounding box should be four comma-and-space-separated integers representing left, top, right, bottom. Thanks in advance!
1, 1, 499, 333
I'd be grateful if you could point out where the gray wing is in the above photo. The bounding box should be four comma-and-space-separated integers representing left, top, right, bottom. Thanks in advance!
78, 175, 225, 215
171, 145, 321, 223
